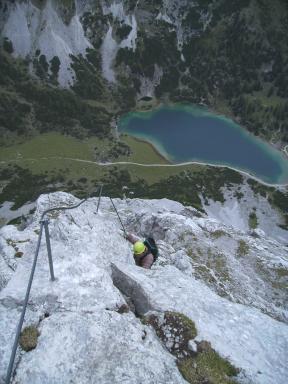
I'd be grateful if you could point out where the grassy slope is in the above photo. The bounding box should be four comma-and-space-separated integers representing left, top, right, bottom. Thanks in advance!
0, 132, 169, 168
119, 135, 169, 165
0, 131, 202, 184
0, 133, 97, 162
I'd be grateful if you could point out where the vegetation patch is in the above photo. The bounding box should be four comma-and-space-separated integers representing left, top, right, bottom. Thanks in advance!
179, 0, 288, 143
7, 217, 22, 226
186, 248, 199, 259
0, 165, 56, 209
119, 135, 168, 164
247, 180, 288, 227
0, 155, 248, 216
143, 311, 238, 383
1, 145, 283, 223
211, 230, 228, 239
275, 268, 288, 278
19, 326, 39, 352
117, 304, 130, 314
178, 348, 238, 384
15, 251, 24, 258
194, 265, 217, 285
116, 24, 132, 40
236, 240, 249, 257
249, 211, 258, 229
3, 37, 13, 54
142, 311, 197, 360
2, 0, 288, 163
4, 237, 29, 257
6, 238, 30, 250
271, 267, 288, 291
0, 49, 112, 144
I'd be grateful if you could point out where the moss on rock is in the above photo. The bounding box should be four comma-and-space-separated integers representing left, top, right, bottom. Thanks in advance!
143, 311, 239, 383
178, 347, 238, 384
19, 326, 39, 352
143, 311, 197, 360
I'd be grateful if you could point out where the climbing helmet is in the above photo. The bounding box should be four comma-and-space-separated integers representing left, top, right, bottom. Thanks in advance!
133, 241, 146, 255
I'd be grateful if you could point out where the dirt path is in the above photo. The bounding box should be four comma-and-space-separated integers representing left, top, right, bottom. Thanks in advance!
1, 155, 288, 187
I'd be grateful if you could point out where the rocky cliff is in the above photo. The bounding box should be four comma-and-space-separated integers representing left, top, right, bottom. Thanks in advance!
0, 192, 287, 383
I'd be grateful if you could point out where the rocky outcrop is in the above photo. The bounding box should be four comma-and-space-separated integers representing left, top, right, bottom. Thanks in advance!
203, 181, 288, 245
0, 192, 187, 384
1, 0, 91, 87
13, 310, 187, 384
111, 262, 288, 384
0, 192, 287, 383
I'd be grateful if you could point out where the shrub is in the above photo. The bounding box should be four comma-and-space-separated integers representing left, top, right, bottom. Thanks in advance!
19, 326, 39, 352
236, 240, 249, 257
3, 37, 13, 54
116, 24, 132, 40
249, 211, 258, 229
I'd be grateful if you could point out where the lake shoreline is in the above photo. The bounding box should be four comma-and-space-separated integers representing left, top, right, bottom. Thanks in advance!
131, 99, 288, 161
123, 135, 171, 165
118, 104, 288, 186
100, 157, 288, 188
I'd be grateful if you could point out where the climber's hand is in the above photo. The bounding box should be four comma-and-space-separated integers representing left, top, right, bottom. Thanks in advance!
119, 229, 128, 239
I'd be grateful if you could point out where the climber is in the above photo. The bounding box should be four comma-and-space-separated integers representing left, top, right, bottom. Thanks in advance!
125, 233, 158, 269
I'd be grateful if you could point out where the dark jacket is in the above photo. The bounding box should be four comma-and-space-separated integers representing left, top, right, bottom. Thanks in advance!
126, 233, 154, 269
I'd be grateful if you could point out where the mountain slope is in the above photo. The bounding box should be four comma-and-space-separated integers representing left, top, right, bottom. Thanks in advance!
0, 192, 287, 383
1, 0, 288, 143
0, 0, 288, 219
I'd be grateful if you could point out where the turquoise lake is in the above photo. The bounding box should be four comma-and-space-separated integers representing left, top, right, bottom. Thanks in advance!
118, 104, 288, 184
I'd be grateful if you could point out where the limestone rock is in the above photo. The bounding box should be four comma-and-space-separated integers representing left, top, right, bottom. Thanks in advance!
13, 311, 186, 384
0, 192, 287, 384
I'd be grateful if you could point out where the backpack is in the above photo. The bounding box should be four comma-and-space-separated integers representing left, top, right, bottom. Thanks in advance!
144, 237, 159, 261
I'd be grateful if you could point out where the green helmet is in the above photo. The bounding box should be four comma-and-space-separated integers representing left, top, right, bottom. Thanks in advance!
133, 241, 146, 255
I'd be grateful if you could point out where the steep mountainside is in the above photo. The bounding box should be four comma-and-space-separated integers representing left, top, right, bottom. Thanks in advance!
0, 192, 287, 383
0, 0, 288, 228
0, 0, 288, 143
0, 4, 287, 383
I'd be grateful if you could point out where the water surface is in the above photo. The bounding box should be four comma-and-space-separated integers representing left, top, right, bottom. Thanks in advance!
119, 105, 288, 184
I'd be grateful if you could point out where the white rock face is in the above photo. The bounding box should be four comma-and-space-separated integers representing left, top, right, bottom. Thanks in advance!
2, 2, 32, 57
120, 14, 137, 50
102, 1, 138, 51
101, 1, 138, 82
112, 262, 288, 384
0, 0, 214, 89
203, 182, 288, 244
0, 224, 32, 290
139, 64, 163, 98
0, 192, 287, 384
0, 0, 198, 88
14, 311, 186, 384
0, 193, 186, 384
0, 201, 35, 227
156, 11, 173, 25
101, 24, 118, 83
2, 0, 91, 87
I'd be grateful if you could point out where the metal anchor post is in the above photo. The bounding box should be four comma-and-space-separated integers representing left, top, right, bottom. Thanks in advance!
96, 184, 103, 213
42, 219, 55, 281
